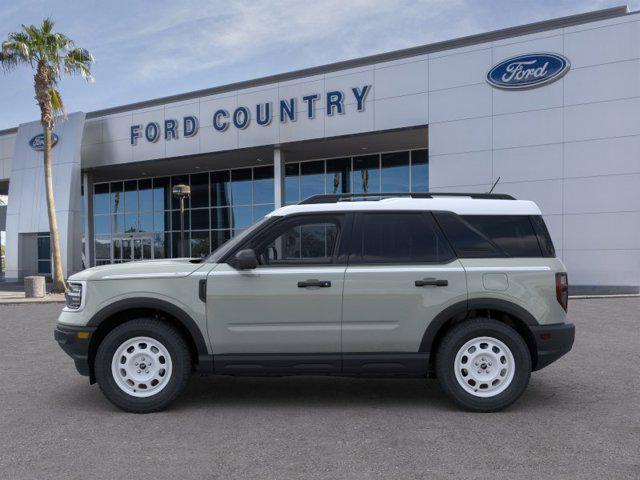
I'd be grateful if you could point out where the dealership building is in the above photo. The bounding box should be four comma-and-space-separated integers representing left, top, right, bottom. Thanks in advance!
0, 6, 639, 293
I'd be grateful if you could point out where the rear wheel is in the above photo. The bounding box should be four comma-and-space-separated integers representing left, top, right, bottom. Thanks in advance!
436, 318, 531, 412
95, 319, 192, 413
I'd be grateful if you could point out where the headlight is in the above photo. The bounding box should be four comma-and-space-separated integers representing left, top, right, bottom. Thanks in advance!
65, 282, 84, 310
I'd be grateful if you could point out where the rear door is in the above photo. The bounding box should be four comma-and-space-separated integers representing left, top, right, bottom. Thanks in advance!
341, 211, 467, 353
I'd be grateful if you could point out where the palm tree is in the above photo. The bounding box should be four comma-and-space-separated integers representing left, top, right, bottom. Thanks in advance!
0, 18, 93, 292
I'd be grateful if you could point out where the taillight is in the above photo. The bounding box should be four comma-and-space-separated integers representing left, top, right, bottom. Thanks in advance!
556, 272, 568, 311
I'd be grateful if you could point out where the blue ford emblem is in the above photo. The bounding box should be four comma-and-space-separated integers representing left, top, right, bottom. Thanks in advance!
487, 53, 570, 90
29, 133, 59, 151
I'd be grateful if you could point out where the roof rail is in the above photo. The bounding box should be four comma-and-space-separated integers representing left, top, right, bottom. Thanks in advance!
299, 192, 516, 204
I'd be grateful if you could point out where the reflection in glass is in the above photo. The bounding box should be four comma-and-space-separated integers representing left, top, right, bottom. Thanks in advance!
353, 155, 380, 194
124, 213, 138, 233
253, 204, 274, 220
139, 214, 153, 232
231, 168, 252, 206
94, 215, 110, 235
139, 179, 153, 212
124, 180, 138, 213
112, 214, 124, 234
211, 207, 231, 229
211, 171, 231, 208
171, 175, 189, 209
154, 233, 167, 259
284, 163, 299, 205
326, 158, 351, 194
231, 205, 252, 229
190, 209, 209, 230
95, 236, 110, 259
211, 230, 232, 251
94, 184, 110, 214
253, 166, 274, 204
381, 152, 410, 193
111, 182, 123, 214
190, 231, 210, 258
411, 149, 429, 192
190, 173, 209, 208
171, 210, 190, 231
300, 161, 325, 201
153, 177, 170, 211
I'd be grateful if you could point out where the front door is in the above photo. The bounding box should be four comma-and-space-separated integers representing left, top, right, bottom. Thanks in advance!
341, 212, 468, 353
112, 235, 154, 262
206, 214, 349, 355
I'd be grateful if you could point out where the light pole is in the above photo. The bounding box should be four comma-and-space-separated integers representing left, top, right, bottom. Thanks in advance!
172, 184, 191, 257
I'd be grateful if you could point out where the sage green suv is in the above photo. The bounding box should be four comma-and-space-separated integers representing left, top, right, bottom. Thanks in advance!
55, 193, 574, 413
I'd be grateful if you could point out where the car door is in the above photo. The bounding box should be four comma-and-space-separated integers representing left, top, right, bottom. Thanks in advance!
207, 213, 350, 356
341, 211, 468, 355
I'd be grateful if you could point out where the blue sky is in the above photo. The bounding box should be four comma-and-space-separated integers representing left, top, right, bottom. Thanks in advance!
0, 0, 638, 130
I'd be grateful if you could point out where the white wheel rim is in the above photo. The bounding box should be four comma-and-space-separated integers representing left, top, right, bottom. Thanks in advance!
110, 336, 173, 398
454, 336, 515, 398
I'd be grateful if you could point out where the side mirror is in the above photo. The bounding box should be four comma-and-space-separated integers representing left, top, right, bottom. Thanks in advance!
234, 249, 257, 270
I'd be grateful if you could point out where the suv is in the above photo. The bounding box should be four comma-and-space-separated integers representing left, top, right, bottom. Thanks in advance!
55, 193, 574, 413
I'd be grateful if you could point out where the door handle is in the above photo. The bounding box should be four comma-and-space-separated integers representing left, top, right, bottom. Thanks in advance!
298, 279, 332, 288
415, 278, 448, 287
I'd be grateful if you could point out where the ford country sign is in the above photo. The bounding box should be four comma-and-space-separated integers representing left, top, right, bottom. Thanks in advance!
29, 133, 59, 151
487, 53, 570, 90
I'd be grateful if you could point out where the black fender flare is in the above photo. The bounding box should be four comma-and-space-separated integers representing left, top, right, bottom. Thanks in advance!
419, 298, 539, 353
87, 297, 208, 356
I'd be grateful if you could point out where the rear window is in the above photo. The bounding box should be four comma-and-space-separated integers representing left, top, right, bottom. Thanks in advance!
434, 212, 555, 258
530, 215, 556, 257
352, 213, 454, 264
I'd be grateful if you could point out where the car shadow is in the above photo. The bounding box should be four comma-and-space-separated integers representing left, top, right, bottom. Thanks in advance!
174, 375, 454, 411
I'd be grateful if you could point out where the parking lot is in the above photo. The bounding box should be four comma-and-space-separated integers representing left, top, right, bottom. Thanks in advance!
0, 298, 638, 479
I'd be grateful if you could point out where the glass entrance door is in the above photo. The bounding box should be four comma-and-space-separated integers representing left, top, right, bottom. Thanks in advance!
112, 235, 154, 263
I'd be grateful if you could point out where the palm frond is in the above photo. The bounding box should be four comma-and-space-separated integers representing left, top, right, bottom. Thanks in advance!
50, 87, 64, 114
64, 47, 94, 81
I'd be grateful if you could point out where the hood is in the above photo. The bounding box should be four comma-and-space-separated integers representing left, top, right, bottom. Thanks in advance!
69, 258, 204, 281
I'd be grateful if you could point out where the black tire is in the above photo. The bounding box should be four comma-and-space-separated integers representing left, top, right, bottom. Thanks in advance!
94, 318, 192, 413
436, 318, 531, 412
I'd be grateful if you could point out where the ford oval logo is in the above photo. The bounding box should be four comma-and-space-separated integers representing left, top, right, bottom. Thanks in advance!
29, 133, 59, 151
487, 53, 570, 90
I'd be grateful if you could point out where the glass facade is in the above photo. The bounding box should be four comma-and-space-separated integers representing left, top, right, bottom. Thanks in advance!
284, 149, 428, 204
93, 166, 274, 264
91, 148, 428, 265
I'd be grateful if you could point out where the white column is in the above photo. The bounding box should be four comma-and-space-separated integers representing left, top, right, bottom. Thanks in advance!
82, 172, 94, 268
273, 147, 285, 208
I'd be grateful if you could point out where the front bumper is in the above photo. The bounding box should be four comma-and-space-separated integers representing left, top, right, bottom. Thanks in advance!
54, 324, 96, 377
530, 322, 575, 371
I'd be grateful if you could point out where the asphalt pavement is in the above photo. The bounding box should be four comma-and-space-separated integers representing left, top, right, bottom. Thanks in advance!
0, 298, 638, 479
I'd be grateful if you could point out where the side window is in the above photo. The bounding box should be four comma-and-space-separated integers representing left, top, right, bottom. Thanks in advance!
433, 212, 504, 258
462, 215, 542, 257
256, 217, 341, 265
352, 213, 454, 264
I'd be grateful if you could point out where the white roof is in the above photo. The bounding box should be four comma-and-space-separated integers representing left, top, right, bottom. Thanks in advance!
269, 196, 542, 217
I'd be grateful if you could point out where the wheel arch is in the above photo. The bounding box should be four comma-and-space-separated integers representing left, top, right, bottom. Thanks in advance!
420, 298, 539, 371
86, 298, 209, 383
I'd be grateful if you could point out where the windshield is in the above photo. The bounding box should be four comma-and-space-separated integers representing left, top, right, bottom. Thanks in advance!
206, 216, 273, 263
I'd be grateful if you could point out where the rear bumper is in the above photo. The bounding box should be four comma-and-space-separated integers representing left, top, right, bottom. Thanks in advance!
531, 322, 575, 371
54, 324, 96, 377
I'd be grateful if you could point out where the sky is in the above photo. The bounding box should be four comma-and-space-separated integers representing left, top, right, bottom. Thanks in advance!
0, 0, 638, 130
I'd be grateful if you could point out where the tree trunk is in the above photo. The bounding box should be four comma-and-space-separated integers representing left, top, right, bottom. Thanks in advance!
43, 124, 66, 293
35, 63, 66, 293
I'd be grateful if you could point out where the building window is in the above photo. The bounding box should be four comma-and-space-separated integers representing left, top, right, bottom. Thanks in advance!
93, 164, 275, 264
37, 232, 51, 275
284, 148, 428, 205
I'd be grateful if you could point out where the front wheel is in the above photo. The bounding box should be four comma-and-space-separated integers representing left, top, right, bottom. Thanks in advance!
94, 319, 192, 413
436, 319, 531, 412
